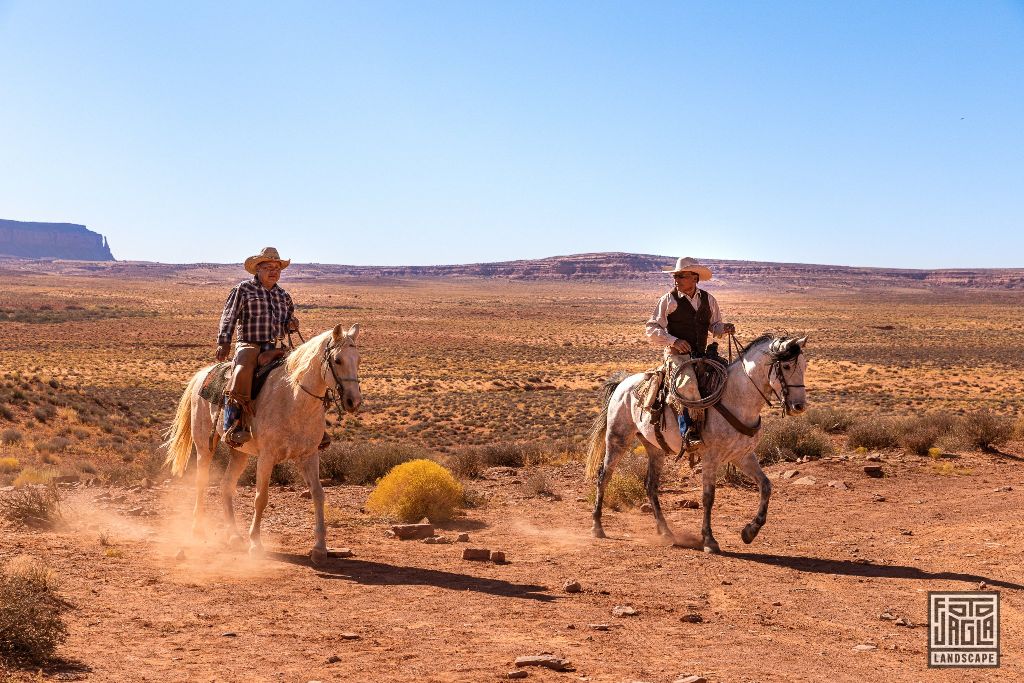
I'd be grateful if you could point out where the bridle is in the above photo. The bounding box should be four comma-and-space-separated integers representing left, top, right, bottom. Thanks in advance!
298, 337, 360, 414
731, 334, 805, 416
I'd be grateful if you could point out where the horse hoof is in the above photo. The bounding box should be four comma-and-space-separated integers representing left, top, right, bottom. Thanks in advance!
310, 548, 328, 566
227, 534, 245, 550
592, 526, 607, 539
703, 541, 721, 554
248, 545, 264, 559
741, 525, 759, 544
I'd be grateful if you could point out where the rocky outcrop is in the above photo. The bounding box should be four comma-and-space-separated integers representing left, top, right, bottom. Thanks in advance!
0, 219, 114, 260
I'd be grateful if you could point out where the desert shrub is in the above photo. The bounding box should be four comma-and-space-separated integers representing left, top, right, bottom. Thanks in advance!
33, 437, 70, 454
523, 470, 554, 497
319, 442, 424, 485
948, 411, 1015, 452
897, 413, 957, 455
478, 442, 528, 468
32, 406, 56, 423
1, 429, 22, 446
0, 484, 64, 529
846, 415, 902, 450
755, 418, 834, 464
12, 468, 56, 488
0, 556, 69, 664
0, 458, 19, 474
804, 405, 855, 434
0, 405, 12, 421
364, 459, 464, 523
590, 452, 646, 511
446, 448, 483, 479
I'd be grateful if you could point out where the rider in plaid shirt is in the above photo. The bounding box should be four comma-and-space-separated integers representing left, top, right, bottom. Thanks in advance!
216, 247, 300, 447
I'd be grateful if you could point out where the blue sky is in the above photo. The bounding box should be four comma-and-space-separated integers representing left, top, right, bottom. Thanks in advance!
1, 1, 1022, 268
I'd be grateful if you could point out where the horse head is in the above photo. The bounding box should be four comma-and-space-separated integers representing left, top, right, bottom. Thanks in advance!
327, 323, 362, 413
767, 335, 808, 415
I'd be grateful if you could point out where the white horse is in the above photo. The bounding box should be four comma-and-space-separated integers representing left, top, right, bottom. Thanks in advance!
586, 335, 808, 553
164, 324, 362, 564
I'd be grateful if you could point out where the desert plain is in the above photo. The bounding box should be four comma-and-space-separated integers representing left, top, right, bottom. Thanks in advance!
1, 261, 1023, 682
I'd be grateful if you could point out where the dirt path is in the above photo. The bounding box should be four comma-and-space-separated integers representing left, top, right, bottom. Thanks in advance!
3, 447, 1022, 682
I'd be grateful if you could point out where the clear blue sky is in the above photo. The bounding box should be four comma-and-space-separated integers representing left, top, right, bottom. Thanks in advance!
1, 1, 1022, 268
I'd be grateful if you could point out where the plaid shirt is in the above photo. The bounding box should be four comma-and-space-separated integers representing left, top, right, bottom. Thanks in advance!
217, 277, 295, 345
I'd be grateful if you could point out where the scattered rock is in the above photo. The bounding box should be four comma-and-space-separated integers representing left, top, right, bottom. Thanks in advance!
978, 581, 988, 590
174, 549, 186, 562
390, 523, 434, 540
507, 671, 528, 680
793, 476, 816, 486
852, 644, 877, 652
872, 493, 887, 502
589, 624, 610, 631
900, 529, 913, 536
863, 465, 884, 478
771, 601, 782, 607
126, 507, 145, 516
490, 551, 507, 564
895, 617, 914, 627
781, 470, 800, 479
993, 486, 1013, 492
674, 677, 707, 683
328, 548, 353, 558
563, 580, 582, 593
456, 533, 470, 542
677, 499, 700, 509
827, 480, 849, 490
879, 612, 895, 621
514, 655, 572, 672
423, 536, 451, 544
679, 613, 703, 623
221, 632, 237, 637
612, 605, 639, 617
300, 490, 312, 499
639, 502, 653, 513
339, 633, 360, 640
326, 655, 341, 664
865, 454, 882, 462
463, 548, 491, 561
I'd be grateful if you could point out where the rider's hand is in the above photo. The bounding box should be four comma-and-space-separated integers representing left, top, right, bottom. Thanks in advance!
672, 339, 692, 354
288, 317, 300, 333
723, 323, 736, 335
216, 344, 229, 362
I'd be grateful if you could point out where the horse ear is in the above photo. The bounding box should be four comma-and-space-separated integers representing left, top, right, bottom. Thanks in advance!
347, 323, 360, 342
795, 335, 808, 347
332, 324, 345, 340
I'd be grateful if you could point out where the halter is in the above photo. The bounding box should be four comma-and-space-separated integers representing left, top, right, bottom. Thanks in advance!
731, 334, 804, 416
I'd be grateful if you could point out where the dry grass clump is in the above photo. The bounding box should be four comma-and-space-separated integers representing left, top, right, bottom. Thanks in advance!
590, 452, 647, 511
0, 484, 65, 529
946, 411, 1015, 452
523, 470, 555, 497
804, 405, 855, 434
319, 442, 425, 485
12, 467, 56, 488
364, 459, 464, 523
0, 457, 20, 474
846, 415, 903, 450
897, 413, 957, 455
446, 448, 484, 479
0, 556, 69, 665
755, 417, 834, 464
1, 429, 22, 446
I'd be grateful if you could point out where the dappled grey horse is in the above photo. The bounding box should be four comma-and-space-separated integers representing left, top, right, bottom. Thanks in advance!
586, 335, 808, 553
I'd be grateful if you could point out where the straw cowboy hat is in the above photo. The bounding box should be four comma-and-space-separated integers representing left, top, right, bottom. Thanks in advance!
662, 256, 712, 282
244, 247, 291, 274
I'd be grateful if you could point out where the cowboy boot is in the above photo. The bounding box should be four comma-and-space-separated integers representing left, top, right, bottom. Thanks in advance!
679, 408, 703, 449
223, 396, 250, 448
224, 347, 257, 447
687, 407, 704, 447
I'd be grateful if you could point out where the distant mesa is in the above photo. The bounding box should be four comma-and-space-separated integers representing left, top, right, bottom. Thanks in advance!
0, 219, 114, 261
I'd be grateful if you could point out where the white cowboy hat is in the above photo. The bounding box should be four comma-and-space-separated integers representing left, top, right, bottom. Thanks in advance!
244, 247, 291, 274
662, 256, 712, 281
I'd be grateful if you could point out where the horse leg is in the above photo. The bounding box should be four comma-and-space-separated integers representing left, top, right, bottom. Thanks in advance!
592, 431, 629, 539
220, 448, 249, 549
300, 453, 328, 565
191, 441, 214, 540
735, 451, 772, 544
248, 456, 272, 557
638, 436, 672, 537
701, 458, 720, 554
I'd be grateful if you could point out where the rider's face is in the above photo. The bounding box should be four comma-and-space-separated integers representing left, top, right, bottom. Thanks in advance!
673, 271, 698, 294
256, 262, 282, 288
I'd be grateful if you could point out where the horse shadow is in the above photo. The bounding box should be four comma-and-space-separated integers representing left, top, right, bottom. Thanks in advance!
267, 552, 555, 602
724, 551, 1024, 591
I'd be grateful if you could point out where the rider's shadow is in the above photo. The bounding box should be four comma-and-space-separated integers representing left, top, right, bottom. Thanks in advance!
724, 551, 1024, 591
267, 552, 556, 601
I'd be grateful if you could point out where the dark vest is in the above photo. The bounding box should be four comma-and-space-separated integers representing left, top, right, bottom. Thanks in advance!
667, 289, 711, 354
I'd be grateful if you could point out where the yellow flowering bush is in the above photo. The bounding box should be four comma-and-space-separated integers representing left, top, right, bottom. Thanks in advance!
365, 459, 464, 523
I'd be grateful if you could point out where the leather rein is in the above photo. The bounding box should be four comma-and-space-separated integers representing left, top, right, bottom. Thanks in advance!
297, 338, 360, 415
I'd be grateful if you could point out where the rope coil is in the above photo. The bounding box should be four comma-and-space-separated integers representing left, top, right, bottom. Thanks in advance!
669, 356, 729, 409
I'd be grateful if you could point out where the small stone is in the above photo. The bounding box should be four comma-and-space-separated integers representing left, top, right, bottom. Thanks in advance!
895, 617, 914, 627
879, 612, 895, 621
422, 536, 451, 544
827, 480, 849, 490
507, 672, 528, 680
326, 655, 341, 664
872, 493, 886, 502
771, 601, 782, 607
327, 548, 353, 558
978, 581, 988, 590
390, 523, 434, 540
677, 499, 700, 509
900, 529, 913, 536
126, 507, 145, 516
612, 605, 638, 617
852, 644, 877, 652
993, 486, 1013, 492
174, 549, 186, 562
781, 470, 800, 479
514, 655, 572, 672
456, 533, 470, 542
221, 632, 237, 637
588, 624, 610, 631
865, 454, 881, 462
300, 490, 312, 499
563, 580, 582, 593
339, 633, 360, 640
679, 613, 703, 623
463, 548, 491, 561
640, 503, 653, 513
863, 465, 884, 478
490, 551, 506, 564
793, 476, 816, 486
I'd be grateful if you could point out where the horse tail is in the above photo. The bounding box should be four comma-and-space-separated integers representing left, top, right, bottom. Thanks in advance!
164, 371, 203, 477
584, 372, 629, 481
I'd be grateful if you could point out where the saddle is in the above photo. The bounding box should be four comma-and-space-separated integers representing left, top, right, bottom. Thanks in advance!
198, 355, 288, 405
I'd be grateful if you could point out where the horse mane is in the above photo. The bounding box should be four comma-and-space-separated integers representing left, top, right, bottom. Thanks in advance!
740, 333, 776, 354
736, 333, 801, 363
284, 329, 333, 387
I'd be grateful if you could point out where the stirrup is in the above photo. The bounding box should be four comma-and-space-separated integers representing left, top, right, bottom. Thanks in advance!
685, 427, 703, 448
225, 424, 251, 447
